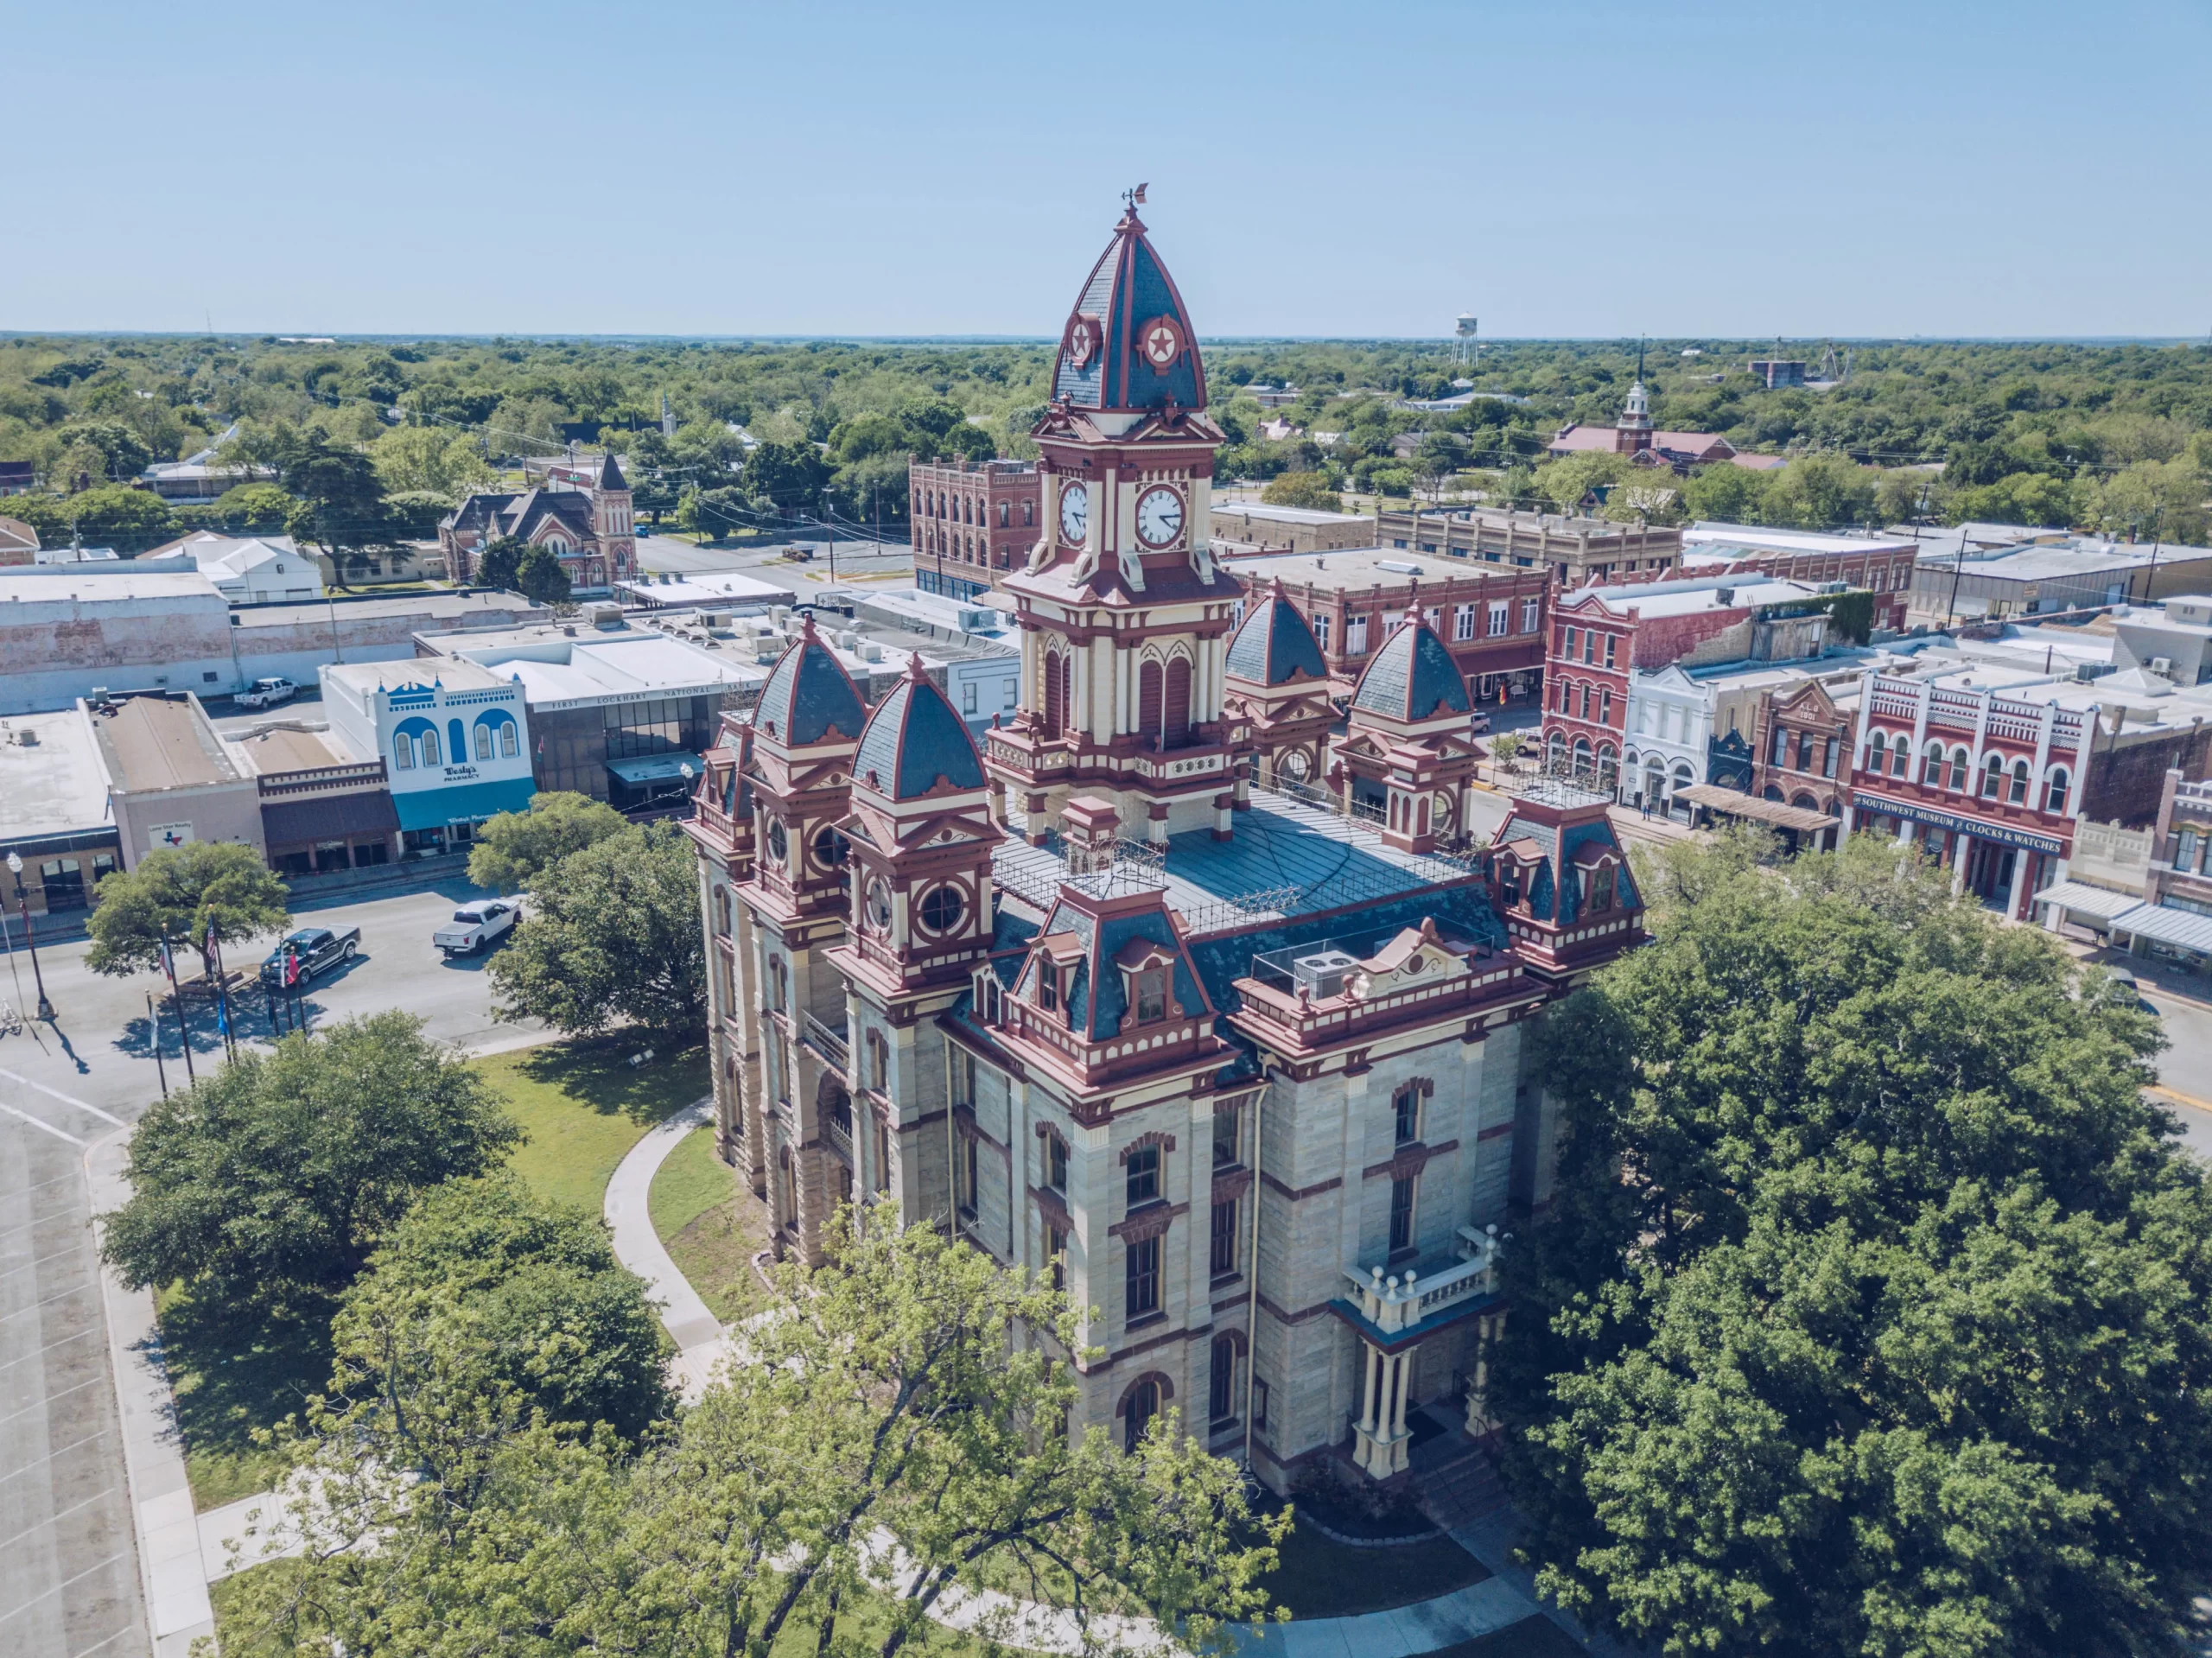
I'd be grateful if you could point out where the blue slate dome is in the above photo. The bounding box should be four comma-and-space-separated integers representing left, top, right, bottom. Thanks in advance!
1351, 619, 1471, 722
1224, 584, 1327, 687
1050, 205, 1208, 415
855, 660, 986, 800
755, 619, 866, 746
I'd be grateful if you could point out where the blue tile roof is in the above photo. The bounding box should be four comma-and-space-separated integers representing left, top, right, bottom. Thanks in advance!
855, 671, 985, 800
755, 634, 866, 747
1351, 621, 1471, 721
1225, 591, 1327, 687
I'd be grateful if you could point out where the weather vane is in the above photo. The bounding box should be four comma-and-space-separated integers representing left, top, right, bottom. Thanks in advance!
1122, 182, 1148, 213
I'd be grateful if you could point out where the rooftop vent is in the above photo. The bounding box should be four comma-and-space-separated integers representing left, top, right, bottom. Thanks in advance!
1292, 949, 1362, 1001
1378, 559, 1421, 575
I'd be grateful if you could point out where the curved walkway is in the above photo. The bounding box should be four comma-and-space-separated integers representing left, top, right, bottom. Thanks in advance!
601, 1096, 734, 1402
600, 1105, 1617, 1658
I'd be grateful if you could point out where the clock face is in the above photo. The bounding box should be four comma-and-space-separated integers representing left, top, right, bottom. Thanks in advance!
1135, 486, 1184, 548
1058, 482, 1089, 543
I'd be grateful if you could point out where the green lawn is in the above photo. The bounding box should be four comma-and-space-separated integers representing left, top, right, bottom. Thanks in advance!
1258, 1518, 1490, 1621
481, 1040, 709, 1212
649, 1124, 777, 1324
168, 1039, 708, 1511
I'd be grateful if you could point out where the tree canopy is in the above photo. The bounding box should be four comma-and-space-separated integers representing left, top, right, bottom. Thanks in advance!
331, 1173, 672, 1446
486, 821, 706, 1039
513, 543, 572, 606
214, 1213, 1285, 1658
1496, 831, 2212, 1658
99, 1011, 519, 1312
84, 840, 290, 980
466, 790, 629, 893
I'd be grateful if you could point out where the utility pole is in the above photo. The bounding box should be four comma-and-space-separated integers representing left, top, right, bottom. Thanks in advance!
148, 994, 169, 1099
822, 490, 836, 584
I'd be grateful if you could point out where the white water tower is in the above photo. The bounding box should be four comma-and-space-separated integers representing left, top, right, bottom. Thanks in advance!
1452, 313, 1479, 364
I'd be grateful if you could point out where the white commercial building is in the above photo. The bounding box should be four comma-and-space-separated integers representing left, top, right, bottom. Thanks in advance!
321, 660, 537, 854
148, 532, 326, 604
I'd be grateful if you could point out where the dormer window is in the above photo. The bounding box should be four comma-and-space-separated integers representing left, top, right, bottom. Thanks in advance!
1588, 863, 1616, 914
1498, 861, 1523, 910
1135, 969, 1166, 1023
1039, 969, 1060, 1013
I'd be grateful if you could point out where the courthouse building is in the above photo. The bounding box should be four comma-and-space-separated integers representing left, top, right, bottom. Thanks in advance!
685, 206, 1645, 1500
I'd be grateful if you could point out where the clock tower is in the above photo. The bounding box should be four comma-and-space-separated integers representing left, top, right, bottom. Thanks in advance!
985, 197, 1242, 848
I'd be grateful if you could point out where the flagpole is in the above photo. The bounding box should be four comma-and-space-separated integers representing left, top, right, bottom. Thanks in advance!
209, 925, 235, 1058
161, 931, 196, 1084
148, 993, 169, 1100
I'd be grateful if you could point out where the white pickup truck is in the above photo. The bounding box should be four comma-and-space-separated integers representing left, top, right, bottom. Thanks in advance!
434, 899, 522, 956
238, 676, 298, 710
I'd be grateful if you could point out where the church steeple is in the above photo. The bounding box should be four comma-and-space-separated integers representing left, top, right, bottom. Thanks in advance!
1616, 338, 1653, 454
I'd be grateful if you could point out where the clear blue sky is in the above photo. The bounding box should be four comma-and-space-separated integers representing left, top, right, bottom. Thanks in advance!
8, 0, 2209, 340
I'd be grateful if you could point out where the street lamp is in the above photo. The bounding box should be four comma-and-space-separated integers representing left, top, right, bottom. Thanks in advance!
4, 851, 54, 1022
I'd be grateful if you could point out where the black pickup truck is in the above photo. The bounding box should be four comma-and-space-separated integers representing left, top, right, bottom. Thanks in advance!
258, 925, 360, 989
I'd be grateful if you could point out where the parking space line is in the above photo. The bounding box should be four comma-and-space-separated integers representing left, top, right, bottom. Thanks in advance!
0, 1102, 83, 1147
0, 1280, 93, 1326
0, 1547, 128, 1624
0, 1486, 118, 1552
0, 1374, 97, 1428
0, 1069, 125, 1128
0, 1326, 96, 1371
0, 1426, 110, 1483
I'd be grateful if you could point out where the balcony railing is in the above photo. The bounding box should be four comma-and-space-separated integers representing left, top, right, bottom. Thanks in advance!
1342, 1225, 1503, 1335
801, 1010, 849, 1074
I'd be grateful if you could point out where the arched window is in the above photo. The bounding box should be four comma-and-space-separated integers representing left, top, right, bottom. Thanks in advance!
393, 732, 416, 770
998, 501, 1009, 528
1797, 732, 1815, 772
1138, 658, 1163, 745
1578, 683, 1592, 721
1597, 745, 1618, 791
1891, 738, 1909, 778
2009, 759, 2030, 804
1948, 746, 1970, 791
1572, 736, 1593, 780
1866, 732, 1887, 773
1981, 753, 2005, 797
1922, 741, 1944, 785
1043, 650, 1068, 736
1210, 1333, 1241, 1423
1122, 1376, 1163, 1452
714, 886, 732, 937
1162, 657, 1192, 748
1792, 792, 1819, 812
474, 722, 493, 761
1547, 731, 1567, 770
2044, 766, 2070, 814
543, 537, 568, 556
866, 1029, 889, 1092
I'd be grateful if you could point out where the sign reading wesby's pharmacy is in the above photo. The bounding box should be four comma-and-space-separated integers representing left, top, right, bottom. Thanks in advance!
1853, 791, 2069, 856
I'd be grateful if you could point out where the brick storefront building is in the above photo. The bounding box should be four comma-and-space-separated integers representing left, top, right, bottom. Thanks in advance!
1221, 547, 1548, 708
1542, 575, 1834, 791
1681, 524, 1922, 632
1375, 506, 1681, 587
910, 458, 1040, 602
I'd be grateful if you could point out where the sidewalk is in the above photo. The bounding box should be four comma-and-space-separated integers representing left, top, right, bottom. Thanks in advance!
601, 1097, 734, 1401
86, 1128, 213, 1658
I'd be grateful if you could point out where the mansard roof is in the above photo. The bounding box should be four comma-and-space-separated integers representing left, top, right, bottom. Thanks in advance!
1225, 583, 1327, 687
1048, 207, 1208, 416
1351, 619, 1471, 722
853, 659, 985, 800
1019, 891, 1211, 1044
754, 619, 867, 747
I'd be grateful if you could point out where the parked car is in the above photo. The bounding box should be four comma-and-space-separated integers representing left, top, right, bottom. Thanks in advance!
238, 676, 298, 709
435, 899, 522, 956
258, 924, 359, 988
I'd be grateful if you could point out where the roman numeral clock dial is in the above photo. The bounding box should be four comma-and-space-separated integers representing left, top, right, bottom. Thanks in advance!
1058, 481, 1089, 543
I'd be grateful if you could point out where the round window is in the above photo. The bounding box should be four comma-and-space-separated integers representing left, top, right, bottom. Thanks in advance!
1281, 749, 1310, 781
918, 885, 965, 935
1433, 791, 1456, 830
766, 818, 789, 865
812, 826, 846, 869
866, 877, 893, 931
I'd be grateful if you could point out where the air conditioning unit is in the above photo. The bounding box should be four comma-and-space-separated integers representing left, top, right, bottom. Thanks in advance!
956, 607, 997, 632
2150, 657, 2174, 676
1292, 950, 1361, 1001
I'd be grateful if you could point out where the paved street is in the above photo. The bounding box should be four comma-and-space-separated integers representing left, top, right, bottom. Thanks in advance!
0, 876, 535, 1658
634, 532, 914, 593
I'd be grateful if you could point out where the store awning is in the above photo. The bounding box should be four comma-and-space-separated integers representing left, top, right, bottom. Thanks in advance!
2031, 880, 2143, 923
393, 776, 537, 832
262, 791, 399, 847
1675, 784, 1839, 835
2110, 901, 2212, 953
607, 752, 705, 786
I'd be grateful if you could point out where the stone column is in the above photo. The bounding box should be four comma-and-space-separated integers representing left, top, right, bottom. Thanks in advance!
1352, 1341, 1412, 1480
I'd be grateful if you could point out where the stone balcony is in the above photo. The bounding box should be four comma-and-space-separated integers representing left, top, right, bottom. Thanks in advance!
1342, 1224, 1504, 1337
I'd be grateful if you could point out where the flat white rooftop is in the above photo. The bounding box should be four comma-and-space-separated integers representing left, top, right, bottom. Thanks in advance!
0, 709, 112, 842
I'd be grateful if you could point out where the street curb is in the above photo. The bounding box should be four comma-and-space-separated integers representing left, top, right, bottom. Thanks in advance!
85, 1127, 215, 1658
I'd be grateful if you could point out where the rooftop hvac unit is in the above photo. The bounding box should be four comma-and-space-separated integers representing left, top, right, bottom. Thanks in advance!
2151, 657, 2174, 675
1292, 950, 1362, 1001
955, 607, 997, 632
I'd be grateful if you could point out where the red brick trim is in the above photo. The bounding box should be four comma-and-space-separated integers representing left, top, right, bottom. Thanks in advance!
1261, 1171, 1342, 1202
1109, 1201, 1186, 1242
1362, 1138, 1460, 1181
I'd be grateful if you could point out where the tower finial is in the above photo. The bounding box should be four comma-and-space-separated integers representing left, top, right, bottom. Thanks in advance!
1122, 181, 1149, 215
1635, 335, 1646, 383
